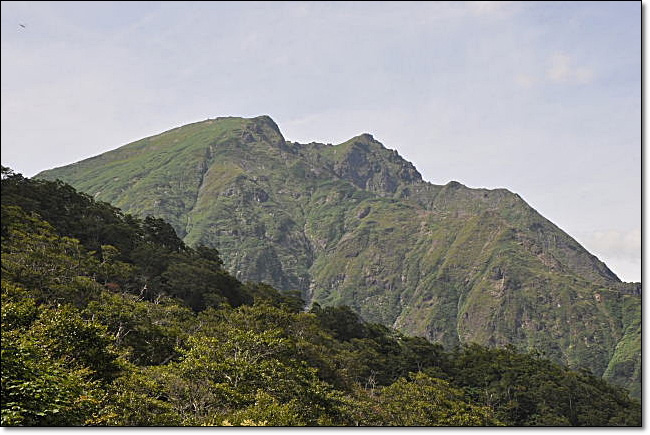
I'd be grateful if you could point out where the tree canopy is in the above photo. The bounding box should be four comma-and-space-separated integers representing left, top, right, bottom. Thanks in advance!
1, 168, 641, 426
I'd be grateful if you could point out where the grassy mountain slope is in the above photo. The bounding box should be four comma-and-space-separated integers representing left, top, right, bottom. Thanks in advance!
36, 116, 641, 396
1, 169, 641, 426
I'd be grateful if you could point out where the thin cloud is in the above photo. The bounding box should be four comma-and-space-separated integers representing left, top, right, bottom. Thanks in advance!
547, 52, 594, 84
514, 73, 536, 88
578, 228, 641, 262
467, 1, 515, 16
515, 52, 595, 88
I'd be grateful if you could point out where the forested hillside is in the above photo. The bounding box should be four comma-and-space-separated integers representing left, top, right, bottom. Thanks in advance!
36, 116, 641, 396
1, 167, 641, 426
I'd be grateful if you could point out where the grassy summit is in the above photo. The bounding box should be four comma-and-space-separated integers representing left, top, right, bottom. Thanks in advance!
37, 116, 641, 398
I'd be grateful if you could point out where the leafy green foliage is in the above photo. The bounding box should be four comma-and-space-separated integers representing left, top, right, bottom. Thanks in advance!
83, 292, 195, 366
1, 329, 103, 426
1, 286, 111, 426
30, 114, 641, 400
0, 168, 641, 426
2, 171, 243, 311
448, 344, 641, 426
96, 366, 183, 426
2, 205, 102, 307
371, 372, 501, 426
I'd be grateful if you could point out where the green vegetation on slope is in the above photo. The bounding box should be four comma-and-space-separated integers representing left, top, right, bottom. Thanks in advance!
34, 116, 641, 397
0, 169, 640, 426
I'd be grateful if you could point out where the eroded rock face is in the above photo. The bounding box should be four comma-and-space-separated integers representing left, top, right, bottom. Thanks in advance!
36, 115, 641, 397
329, 135, 422, 195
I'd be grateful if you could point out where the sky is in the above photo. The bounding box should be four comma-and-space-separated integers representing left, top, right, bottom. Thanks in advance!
1, 1, 641, 282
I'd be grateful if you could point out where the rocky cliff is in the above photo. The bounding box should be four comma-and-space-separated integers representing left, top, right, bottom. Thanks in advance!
37, 115, 641, 397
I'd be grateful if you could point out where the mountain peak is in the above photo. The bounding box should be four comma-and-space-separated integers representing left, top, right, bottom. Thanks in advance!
320, 134, 422, 194
357, 132, 375, 142
250, 114, 281, 132
34, 116, 640, 397
236, 115, 287, 149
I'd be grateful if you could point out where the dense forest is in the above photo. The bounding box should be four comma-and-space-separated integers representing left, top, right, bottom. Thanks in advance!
1, 166, 641, 426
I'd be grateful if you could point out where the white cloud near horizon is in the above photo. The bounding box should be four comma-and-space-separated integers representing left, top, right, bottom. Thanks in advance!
574, 228, 641, 283
577, 228, 641, 263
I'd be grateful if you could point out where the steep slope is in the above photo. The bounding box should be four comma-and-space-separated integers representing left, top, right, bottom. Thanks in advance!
36, 116, 641, 396
1, 170, 640, 426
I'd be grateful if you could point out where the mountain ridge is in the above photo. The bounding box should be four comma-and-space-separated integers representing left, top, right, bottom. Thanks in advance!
35, 115, 640, 397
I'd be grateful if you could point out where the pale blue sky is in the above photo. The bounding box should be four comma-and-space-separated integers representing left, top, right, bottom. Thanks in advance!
1, 1, 641, 281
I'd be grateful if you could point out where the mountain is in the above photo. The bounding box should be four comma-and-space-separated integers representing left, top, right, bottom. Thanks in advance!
36, 115, 641, 397
2, 169, 640, 426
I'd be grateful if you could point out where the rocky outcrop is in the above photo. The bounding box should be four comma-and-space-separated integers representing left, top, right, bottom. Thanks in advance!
36, 115, 641, 397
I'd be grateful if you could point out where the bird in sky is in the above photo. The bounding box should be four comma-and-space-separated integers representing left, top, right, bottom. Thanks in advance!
19, 23, 26, 28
